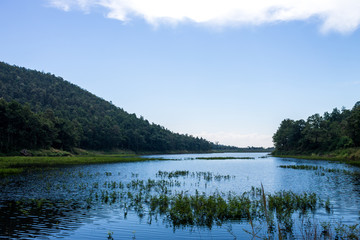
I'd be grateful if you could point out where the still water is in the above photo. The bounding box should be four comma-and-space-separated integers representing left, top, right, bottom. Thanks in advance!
1, 152, 359, 239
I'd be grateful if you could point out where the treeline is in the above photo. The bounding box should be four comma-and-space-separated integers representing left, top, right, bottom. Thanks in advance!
273, 102, 360, 154
0, 99, 79, 152
212, 144, 274, 152
0, 62, 212, 153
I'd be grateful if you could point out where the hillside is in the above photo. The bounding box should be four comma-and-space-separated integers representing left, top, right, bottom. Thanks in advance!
0, 62, 214, 153
273, 101, 360, 157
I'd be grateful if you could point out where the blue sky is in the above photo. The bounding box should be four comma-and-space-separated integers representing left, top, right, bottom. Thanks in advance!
1, 0, 360, 147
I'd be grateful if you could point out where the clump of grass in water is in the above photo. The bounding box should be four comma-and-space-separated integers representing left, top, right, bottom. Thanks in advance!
196, 157, 255, 160
0, 155, 170, 177
279, 165, 357, 176
6, 168, 355, 240
5, 166, 358, 240
279, 165, 319, 171
156, 170, 235, 182
97, 184, 326, 236
107, 231, 114, 240
156, 170, 189, 178
0, 167, 24, 176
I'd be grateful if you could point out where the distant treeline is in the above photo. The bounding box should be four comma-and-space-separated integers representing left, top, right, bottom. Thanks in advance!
0, 62, 215, 153
273, 102, 360, 154
212, 144, 274, 152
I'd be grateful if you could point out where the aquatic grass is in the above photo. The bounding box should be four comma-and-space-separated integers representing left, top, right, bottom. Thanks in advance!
0, 155, 169, 177
3, 165, 356, 240
334, 223, 360, 239
267, 191, 318, 214
156, 170, 235, 182
196, 157, 255, 160
2, 165, 355, 240
279, 165, 319, 171
0, 167, 24, 176
56, 170, 326, 233
156, 170, 189, 178
273, 149, 360, 167
278, 164, 357, 176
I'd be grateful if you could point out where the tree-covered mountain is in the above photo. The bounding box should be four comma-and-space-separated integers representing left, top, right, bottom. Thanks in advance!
273, 102, 360, 155
0, 61, 214, 153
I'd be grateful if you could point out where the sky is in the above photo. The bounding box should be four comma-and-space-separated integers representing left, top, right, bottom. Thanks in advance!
1, 0, 360, 148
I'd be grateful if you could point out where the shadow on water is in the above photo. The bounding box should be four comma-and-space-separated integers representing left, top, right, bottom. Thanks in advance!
1, 153, 360, 239
0, 199, 87, 239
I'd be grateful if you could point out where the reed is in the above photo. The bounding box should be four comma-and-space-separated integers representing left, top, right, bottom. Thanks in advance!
4, 166, 357, 239
279, 165, 357, 176
4, 175, 358, 240
0, 155, 168, 176
196, 157, 255, 160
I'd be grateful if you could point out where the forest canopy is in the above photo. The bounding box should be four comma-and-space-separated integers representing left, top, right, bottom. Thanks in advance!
0, 62, 215, 153
273, 102, 360, 154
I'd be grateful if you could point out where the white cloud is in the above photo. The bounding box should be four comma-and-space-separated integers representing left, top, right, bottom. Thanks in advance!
196, 131, 273, 148
47, 0, 360, 33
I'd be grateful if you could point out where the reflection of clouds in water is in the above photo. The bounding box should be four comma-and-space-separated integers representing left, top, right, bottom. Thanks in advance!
1, 153, 360, 238
275, 157, 360, 224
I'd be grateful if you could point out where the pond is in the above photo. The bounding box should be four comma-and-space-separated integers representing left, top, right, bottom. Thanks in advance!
1, 152, 360, 239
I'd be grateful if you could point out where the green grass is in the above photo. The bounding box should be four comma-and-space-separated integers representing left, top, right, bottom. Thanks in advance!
196, 157, 255, 160
3, 166, 359, 239
0, 155, 166, 176
273, 147, 360, 167
0, 152, 257, 177
278, 165, 357, 176
279, 165, 320, 171
0, 167, 24, 176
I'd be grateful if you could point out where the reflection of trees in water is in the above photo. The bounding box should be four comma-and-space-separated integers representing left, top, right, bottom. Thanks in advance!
1, 166, 360, 239
350, 172, 360, 196
0, 199, 86, 239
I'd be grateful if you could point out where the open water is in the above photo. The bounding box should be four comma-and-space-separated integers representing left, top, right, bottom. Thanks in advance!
1, 152, 359, 239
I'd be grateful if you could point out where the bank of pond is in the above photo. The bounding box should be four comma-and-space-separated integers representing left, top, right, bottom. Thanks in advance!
0, 152, 359, 239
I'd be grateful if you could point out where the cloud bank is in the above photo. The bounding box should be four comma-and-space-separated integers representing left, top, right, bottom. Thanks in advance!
48, 0, 360, 33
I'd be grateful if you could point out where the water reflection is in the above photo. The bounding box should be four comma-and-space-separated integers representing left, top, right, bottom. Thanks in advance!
0, 153, 359, 239
0, 199, 86, 239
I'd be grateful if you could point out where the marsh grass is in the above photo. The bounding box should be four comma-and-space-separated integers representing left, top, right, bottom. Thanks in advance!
89, 176, 327, 238
273, 148, 360, 167
0, 168, 24, 176
196, 157, 255, 160
0, 155, 168, 176
278, 165, 357, 176
2, 167, 359, 239
156, 170, 234, 182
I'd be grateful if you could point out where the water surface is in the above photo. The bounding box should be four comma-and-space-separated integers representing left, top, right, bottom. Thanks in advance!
1, 152, 359, 239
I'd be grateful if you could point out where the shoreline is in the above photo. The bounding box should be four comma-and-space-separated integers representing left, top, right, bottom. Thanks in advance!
272, 148, 360, 167
0, 151, 269, 177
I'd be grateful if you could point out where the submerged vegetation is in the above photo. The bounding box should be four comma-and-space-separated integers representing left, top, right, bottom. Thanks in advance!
278, 164, 359, 176
0, 155, 168, 176
1, 165, 360, 239
0, 154, 262, 177
196, 156, 255, 160
1, 166, 359, 239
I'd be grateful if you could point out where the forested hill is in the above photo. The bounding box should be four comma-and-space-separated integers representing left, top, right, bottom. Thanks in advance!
0, 61, 213, 153
273, 102, 360, 155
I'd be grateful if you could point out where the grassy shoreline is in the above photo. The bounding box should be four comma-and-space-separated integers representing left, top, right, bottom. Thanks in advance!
0, 154, 170, 177
272, 147, 360, 167
6, 148, 360, 177
0, 147, 273, 177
